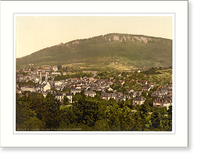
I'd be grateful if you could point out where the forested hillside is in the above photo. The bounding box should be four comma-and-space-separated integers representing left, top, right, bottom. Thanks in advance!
16, 33, 172, 71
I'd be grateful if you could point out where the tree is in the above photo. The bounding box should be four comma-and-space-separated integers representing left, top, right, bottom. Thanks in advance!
43, 93, 61, 130
141, 91, 147, 98
16, 94, 45, 131
132, 112, 143, 131
16, 100, 35, 130
72, 93, 85, 103
63, 96, 69, 105
59, 107, 78, 130
27, 93, 44, 113
42, 76, 45, 82
167, 106, 172, 131
150, 108, 168, 131
119, 106, 134, 131
57, 65, 62, 70
51, 87, 58, 92
94, 119, 110, 131
22, 116, 46, 131
61, 86, 70, 93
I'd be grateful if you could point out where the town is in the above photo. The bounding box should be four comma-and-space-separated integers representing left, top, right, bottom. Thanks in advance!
16, 65, 172, 110
15, 18, 173, 131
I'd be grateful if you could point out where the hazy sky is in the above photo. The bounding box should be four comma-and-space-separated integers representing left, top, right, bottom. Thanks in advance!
16, 16, 173, 58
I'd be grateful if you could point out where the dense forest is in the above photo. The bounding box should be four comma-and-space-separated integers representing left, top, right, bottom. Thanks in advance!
16, 91, 172, 131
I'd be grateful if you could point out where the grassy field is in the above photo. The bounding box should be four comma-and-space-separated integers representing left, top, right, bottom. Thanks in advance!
60, 105, 72, 110
149, 69, 172, 86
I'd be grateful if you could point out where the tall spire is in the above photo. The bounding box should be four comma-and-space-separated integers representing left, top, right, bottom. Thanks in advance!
45, 72, 48, 82
39, 72, 42, 84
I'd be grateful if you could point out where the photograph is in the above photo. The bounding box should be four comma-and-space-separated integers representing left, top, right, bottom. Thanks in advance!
15, 15, 173, 131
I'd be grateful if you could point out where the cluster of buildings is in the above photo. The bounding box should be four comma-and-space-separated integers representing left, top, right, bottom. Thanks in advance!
131, 81, 172, 109
151, 85, 172, 98
16, 66, 116, 104
16, 65, 60, 84
16, 66, 172, 109
101, 91, 131, 102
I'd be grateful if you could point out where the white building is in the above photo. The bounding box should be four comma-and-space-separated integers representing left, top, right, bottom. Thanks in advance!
51, 65, 58, 72
55, 92, 72, 103
21, 85, 36, 92
132, 96, 146, 105
34, 77, 40, 83
54, 81, 63, 86
43, 82, 51, 92
52, 72, 61, 76
71, 89, 81, 95
153, 98, 172, 109
40, 72, 51, 92
84, 91, 96, 97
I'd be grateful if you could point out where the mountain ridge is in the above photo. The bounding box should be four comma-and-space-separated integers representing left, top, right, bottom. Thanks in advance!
16, 33, 172, 71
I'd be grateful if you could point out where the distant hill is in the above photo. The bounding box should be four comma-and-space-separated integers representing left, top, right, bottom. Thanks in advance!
16, 33, 172, 71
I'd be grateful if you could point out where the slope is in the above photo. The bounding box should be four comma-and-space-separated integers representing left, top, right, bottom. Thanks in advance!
16, 33, 172, 71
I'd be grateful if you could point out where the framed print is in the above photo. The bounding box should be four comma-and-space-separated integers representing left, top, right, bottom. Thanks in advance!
14, 13, 175, 133
0, 0, 188, 147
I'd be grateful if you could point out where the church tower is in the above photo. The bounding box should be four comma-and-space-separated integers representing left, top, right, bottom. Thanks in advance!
45, 72, 48, 82
39, 72, 42, 84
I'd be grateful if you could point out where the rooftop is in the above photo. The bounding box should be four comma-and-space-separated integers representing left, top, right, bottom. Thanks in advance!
133, 96, 146, 101
154, 98, 172, 103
